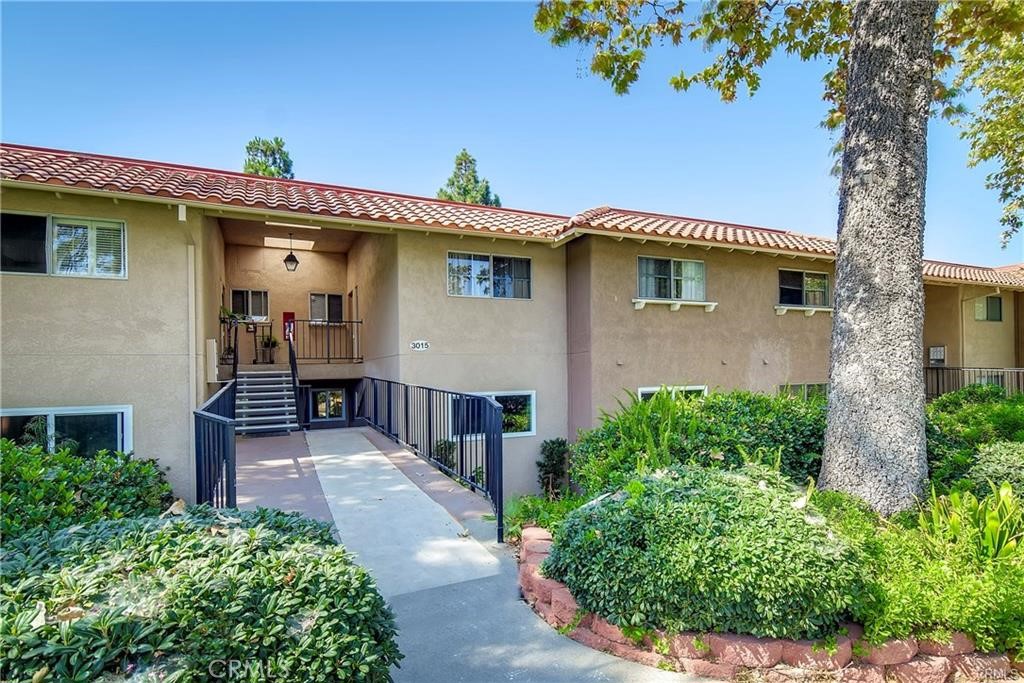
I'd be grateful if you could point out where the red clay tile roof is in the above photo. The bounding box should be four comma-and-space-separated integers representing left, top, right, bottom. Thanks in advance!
922, 260, 1024, 288
0, 144, 567, 238
3, 143, 1022, 289
568, 206, 836, 255
569, 206, 1024, 288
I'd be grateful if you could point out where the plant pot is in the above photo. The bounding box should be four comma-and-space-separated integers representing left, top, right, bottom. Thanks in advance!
258, 347, 275, 364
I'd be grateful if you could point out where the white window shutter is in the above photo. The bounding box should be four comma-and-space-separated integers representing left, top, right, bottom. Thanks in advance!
93, 224, 125, 276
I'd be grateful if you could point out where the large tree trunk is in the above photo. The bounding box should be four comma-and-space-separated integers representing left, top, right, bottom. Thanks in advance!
819, 0, 937, 515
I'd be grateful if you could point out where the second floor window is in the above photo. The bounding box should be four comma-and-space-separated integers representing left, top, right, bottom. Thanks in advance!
974, 295, 1003, 322
447, 252, 531, 299
637, 257, 705, 301
310, 293, 343, 321
779, 270, 829, 307
231, 289, 269, 321
0, 212, 126, 278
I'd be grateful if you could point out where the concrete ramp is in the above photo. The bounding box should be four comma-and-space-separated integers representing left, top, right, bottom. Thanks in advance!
304, 429, 501, 598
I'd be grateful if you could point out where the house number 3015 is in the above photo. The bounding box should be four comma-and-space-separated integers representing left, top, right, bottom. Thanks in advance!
410, 340, 431, 351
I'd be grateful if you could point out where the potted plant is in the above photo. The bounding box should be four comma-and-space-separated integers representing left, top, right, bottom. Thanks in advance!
259, 336, 279, 364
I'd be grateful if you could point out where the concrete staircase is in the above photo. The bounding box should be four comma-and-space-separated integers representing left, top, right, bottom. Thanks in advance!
235, 370, 298, 435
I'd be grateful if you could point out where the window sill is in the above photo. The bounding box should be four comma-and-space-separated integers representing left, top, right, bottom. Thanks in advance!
632, 298, 718, 312
774, 305, 833, 317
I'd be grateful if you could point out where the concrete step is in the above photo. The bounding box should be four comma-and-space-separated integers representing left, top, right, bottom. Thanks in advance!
235, 389, 292, 395
236, 405, 297, 414
237, 376, 292, 384
236, 397, 295, 406
237, 412, 297, 423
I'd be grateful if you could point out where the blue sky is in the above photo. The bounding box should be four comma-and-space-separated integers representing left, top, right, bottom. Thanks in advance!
2, 2, 1020, 265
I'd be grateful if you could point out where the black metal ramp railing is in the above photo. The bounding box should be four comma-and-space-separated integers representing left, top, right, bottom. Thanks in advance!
356, 377, 505, 542
194, 380, 237, 507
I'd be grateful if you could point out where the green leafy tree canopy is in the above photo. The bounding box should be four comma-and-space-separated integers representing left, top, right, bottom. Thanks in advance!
243, 136, 295, 179
534, 0, 1023, 243
437, 148, 502, 207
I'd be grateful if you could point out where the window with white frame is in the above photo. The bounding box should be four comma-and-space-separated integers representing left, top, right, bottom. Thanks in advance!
779, 384, 829, 400
637, 257, 705, 301
974, 295, 1003, 322
0, 405, 132, 456
779, 270, 829, 307
231, 289, 269, 321
310, 293, 344, 322
447, 252, 531, 299
638, 385, 708, 401
451, 390, 536, 437
0, 212, 126, 278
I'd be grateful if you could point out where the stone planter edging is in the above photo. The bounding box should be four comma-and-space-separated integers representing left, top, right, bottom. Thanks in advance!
517, 525, 1020, 682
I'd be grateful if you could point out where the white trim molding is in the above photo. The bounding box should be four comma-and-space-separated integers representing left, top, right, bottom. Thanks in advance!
638, 385, 708, 399
633, 298, 718, 312
0, 404, 134, 453
774, 304, 834, 317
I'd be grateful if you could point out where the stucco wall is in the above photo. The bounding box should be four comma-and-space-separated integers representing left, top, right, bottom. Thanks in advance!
199, 216, 226, 394
346, 232, 400, 380
923, 284, 963, 367
961, 288, 1017, 368
578, 235, 834, 433
224, 244, 347, 365
394, 232, 569, 497
566, 238, 593, 440
0, 187, 197, 496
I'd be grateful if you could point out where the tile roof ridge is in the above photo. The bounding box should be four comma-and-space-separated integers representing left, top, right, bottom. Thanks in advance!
0, 142, 570, 221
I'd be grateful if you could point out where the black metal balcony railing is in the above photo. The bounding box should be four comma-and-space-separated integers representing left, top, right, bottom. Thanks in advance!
356, 377, 505, 542
290, 319, 362, 363
925, 366, 1024, 400
194, 380, 237, 507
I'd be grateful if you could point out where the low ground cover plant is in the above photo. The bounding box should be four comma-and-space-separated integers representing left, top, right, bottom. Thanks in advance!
0, 507, 402, 682
0, 439, 172, 541
543, 465, 864, 640
967, 441, 1024, 493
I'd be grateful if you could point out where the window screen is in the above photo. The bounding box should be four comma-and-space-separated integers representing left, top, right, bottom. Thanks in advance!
0, 213, 47, 274
492, 256, 531, 299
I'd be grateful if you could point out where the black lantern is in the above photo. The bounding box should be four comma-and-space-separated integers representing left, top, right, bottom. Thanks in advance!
283, 232, 299, 272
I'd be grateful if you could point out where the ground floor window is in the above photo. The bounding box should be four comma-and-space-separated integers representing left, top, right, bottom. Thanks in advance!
313, 390, 345, 420
638, 385, 708, 401
451, 390, 536, 437
0, 405, 132, 456
780, 384, 829, 400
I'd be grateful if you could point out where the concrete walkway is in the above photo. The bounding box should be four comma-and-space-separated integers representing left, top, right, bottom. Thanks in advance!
238, 427, 694, 683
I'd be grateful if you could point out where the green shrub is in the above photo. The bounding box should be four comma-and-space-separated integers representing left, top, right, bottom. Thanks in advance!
0, 439, 172, 542
967, 442, 1024, 493
505, 493, 588, 540
0, 507, 402, 681
571, 389, 826, 493
814, 488, 1024, 652
927, 385, 1024, 489
537, 438, 570, 494
543, 465, 864, 639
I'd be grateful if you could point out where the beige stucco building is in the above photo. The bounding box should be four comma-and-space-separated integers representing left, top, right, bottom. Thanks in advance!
2, 144, 1022, 503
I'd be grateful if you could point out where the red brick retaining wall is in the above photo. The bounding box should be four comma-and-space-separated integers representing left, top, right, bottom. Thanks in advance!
517, 526, 1021, 682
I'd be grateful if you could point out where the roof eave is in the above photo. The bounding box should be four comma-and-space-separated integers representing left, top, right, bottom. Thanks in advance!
0, 178, 557, 244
